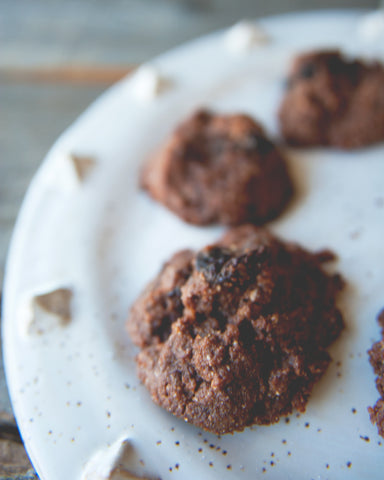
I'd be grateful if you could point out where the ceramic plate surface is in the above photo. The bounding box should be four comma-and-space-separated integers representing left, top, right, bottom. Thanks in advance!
3, 9, 384, 480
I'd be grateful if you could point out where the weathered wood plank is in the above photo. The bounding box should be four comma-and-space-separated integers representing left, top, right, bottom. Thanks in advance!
0, 0, 376, 68
0, 413, 38, 479
0, 66, 134, 85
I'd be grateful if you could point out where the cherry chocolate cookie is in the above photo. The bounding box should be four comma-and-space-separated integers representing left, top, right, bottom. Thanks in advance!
279, 50, 384, 149
141, 110, 293, 226
127, 225, 345, 435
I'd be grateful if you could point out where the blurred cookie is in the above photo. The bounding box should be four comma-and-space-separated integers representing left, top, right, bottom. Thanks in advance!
368, 309, 384, 438
141, 110, 293, 225
279, 50, 384, 148
127, 225, 345, 434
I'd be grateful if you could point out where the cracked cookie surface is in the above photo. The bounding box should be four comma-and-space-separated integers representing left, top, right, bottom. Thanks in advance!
127, 225, 344, 434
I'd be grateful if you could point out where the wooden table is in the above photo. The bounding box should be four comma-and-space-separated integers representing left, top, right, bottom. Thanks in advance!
0, 1, 377, 478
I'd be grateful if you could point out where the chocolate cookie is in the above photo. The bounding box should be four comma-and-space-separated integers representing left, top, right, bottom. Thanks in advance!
278, 50, 384, 148
127, 225, 345, 434
368, 309, 384, 438
141, 110, 293, 225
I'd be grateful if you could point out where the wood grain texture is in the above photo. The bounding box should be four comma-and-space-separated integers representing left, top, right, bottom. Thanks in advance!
0, 414, 38, 479
0, 66, 134, 85
1, 0, 376, 68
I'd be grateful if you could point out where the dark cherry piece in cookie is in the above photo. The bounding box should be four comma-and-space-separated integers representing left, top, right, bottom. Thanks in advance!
279, 50, 384, 148
141, 110, 293, 225
368, 309, 384, 438
127, 225, 344, 435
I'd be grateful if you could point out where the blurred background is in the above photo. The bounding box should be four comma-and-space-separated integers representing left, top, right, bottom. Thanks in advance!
0, 0, 378, 477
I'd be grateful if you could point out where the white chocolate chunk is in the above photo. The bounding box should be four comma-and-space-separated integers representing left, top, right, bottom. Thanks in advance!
131, 65, 168, 101
82, 436, 152, 480
19, 287, 73, 337
46, 152, 97, 190
357, 10, 384, 42
70, 154, 97, 182
225, 20, 269, 54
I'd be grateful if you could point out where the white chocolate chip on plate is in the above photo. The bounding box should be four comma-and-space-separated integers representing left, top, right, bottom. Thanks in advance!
18, 286, 73, 337
224, 20, 269, 54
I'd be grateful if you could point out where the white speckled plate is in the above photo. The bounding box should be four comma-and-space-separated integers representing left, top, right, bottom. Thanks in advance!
3, 9, 384, 480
